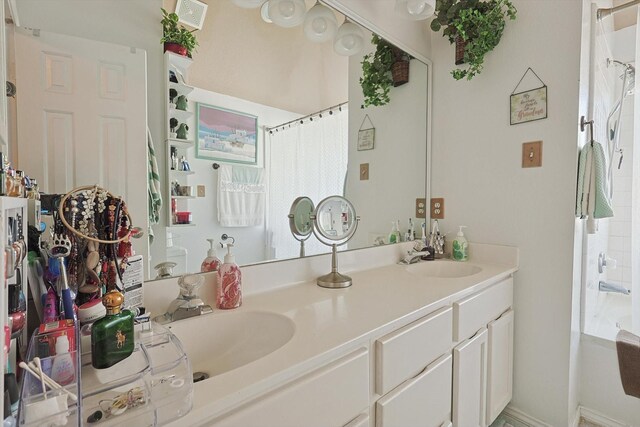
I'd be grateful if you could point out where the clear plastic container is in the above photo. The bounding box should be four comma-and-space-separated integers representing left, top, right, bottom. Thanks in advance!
18, 326, 81, 427
19, 322, 193, 426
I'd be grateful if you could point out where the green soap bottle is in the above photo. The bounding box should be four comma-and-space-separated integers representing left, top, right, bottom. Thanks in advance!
91, 290, 135, 369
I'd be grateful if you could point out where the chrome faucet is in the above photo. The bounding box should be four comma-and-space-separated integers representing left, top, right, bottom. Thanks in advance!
154, 274, 213, 324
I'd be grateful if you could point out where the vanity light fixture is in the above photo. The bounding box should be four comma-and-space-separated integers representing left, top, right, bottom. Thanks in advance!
268, 0, 307, 28
333, 20, 364, 56
303, 2, 338, 43
394, 0, 435, 20
230, 0, 267, 9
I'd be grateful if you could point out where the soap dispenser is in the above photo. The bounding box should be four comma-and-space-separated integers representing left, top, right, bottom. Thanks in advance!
201, 239, 221, 273
217, 242, 242, 309
452, 226, 469, 261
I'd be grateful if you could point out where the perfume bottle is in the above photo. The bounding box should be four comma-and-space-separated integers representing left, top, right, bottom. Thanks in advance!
90, 290, 135, 369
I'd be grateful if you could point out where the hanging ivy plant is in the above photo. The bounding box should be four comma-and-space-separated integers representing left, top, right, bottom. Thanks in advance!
431, 0, 517, 80
360, 35, 412, 108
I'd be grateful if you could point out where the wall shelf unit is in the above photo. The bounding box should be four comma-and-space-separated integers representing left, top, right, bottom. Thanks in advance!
167, 138, 194, 148
165, 51, 198, 228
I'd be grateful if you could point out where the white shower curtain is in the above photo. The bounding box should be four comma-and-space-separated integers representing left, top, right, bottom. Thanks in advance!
266, 108, 348, 260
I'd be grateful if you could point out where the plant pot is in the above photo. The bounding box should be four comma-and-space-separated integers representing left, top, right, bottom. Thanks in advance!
455, 37, 467, 65
391, 60, 410, 87
164, 42, 187, 57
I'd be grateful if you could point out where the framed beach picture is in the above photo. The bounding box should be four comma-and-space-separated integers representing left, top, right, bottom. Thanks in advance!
196, 103, 258, 165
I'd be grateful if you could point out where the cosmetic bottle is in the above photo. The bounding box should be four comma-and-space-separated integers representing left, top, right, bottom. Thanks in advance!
201, 239, 221, 273
452, 226, 469, 261
405, 218, 415, 242
217, 243, 242, 309
50, 335, 74, 385
90, 290, 135, 369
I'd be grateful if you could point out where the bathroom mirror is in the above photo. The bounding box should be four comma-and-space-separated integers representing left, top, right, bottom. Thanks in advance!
11, 0, 430, 281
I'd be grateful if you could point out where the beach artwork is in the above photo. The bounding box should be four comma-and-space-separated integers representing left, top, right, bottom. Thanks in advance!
196, 103, 258, 165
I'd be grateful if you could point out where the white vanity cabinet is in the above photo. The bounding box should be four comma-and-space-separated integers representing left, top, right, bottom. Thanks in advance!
452, 277, 514, 427
374, 307, 453, 427
213, 348, 370, 427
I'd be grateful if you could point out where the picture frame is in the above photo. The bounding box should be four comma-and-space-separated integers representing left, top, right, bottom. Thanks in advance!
196, 103, 258, 165
510, 86, 548, 125
357, 128, 375, 151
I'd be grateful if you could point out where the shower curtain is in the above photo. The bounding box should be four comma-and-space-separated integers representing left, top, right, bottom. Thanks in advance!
265, 108, 348, 260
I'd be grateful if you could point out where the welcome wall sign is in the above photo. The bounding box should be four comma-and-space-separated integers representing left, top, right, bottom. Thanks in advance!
510, 67, 548, 125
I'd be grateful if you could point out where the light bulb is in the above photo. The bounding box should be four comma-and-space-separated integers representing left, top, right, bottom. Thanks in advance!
303, 3, 337, 42
269, 0, 306, 28
278, 1, 295, 18
394, 0, 435, 20
333, 21, 364, 56
312, 18, 327, 33
407, 0, 426, 16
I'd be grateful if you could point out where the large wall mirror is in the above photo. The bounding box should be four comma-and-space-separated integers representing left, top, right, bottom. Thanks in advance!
11, 0, 430, 281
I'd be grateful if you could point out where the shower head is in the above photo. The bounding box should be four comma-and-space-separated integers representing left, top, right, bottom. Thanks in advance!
608, 58, 635, 96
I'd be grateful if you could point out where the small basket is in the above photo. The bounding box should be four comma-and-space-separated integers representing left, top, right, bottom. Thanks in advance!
455, 37, 467, 65
392, 61, 410, 87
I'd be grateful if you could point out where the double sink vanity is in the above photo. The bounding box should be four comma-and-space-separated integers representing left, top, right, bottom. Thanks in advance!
144, 242, 518, 427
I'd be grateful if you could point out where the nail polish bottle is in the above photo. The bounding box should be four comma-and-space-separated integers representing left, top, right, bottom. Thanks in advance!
90, 290, 135, 369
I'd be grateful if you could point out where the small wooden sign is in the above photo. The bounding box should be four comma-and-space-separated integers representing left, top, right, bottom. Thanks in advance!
510, 68, 548, 125
357, 114, 375, 151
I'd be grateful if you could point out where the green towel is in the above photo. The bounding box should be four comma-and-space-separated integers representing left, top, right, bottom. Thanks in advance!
147, 128, 162, 243
576, 141, 613, 220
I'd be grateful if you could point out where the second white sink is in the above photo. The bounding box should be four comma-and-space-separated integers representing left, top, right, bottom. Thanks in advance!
405, 260, 482, 278
167, 310, 295, 379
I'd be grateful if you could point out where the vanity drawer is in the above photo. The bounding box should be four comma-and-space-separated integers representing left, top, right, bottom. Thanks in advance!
375, 306, 453, 395
453, 277, 513, 342
214, 348, 369, 427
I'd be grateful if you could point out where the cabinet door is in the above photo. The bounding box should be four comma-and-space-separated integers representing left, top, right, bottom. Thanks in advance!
214, 348, 369, 427
487, 309, 514, 425
376, 354, 452, 427
453, 328, 488, 427
344, 413, 369, 427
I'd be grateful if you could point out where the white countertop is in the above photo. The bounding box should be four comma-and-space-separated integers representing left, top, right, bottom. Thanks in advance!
164, 244, 518, 426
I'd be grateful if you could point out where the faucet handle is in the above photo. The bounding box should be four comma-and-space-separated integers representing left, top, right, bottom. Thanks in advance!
178, 273, 205, 298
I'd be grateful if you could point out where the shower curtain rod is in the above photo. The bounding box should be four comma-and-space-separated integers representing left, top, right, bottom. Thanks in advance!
266, 101, 348, 133
598, 0, 640, 21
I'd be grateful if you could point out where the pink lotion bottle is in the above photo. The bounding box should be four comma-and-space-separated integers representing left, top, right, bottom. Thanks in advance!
201, 239, 221, 273
216, 243, 241, 309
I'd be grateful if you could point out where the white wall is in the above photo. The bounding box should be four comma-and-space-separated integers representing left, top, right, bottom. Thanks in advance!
430, 1, 583, 425
169, 88, 300, 272
346, 32, 427, 248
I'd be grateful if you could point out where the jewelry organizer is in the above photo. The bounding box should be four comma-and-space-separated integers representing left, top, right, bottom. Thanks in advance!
18, 322, 193, 426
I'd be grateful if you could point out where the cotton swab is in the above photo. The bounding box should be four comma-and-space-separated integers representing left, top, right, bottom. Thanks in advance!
33, 357, 47, 397
27, 361, 78, 402
20, 361, 78, 402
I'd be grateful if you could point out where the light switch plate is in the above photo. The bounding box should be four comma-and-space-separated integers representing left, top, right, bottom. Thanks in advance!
522, 141, 543, 168
431, 198, 444, 219
416, 198, 426, 219
197, 185, 206, 197
360, 163, 369, 180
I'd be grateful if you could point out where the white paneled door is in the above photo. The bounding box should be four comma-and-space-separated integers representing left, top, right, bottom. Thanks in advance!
15, 29, 149, 267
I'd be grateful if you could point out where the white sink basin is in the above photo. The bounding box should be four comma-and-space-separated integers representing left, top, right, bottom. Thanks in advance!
405, 260, 482, 278
167, 311, 295, 379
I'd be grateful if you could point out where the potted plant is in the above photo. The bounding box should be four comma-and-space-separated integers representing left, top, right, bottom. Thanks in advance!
430, 0, 516, 80
161, 8, 199, 57
360, 35, 412, 108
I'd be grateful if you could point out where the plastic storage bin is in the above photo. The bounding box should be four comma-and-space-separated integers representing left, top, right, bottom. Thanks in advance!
19, 322, 193, 426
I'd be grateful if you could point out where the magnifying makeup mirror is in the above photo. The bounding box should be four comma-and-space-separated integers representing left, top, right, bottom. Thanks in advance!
288, 196, 315, 257
311, 195, 359, 288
